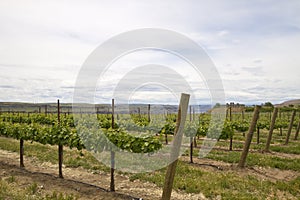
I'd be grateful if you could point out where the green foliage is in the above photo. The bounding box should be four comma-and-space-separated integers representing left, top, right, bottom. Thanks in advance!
206, 120, 234, 140
184, 121, 198, 137
220, 121, 234, 140
196, 113, 210, 137
97, 114, 118, 129
257, 120, 269, 130
104, 128, 162, 153
263, 102, 274, 108
130, 114, 149, 127
0, 121, 84, 150
274, 118, 289, 129
232, 120, 249, 132
159, 121, 176, 135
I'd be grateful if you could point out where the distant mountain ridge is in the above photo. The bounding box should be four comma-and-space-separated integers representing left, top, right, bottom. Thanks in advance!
0, 102, 212, 114
276, 99, 300, 107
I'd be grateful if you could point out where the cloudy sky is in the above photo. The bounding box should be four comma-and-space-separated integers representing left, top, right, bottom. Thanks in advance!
0, 0, 299, 105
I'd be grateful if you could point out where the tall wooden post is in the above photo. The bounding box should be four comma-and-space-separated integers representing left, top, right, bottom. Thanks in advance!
279, 108, 282, 136
229, 106, 233, 151
294, 119, 300, 140
110, 99, 115, 192
162, 93, 190, 200
285, 110, 296, 145
148, 104, 151, 123
238, 106, 261, 168
265, 108, 278, 152
58, 99, 63, 178
189, 105, 193, 163
193, 107, 195, 121
20, 139, 25, 168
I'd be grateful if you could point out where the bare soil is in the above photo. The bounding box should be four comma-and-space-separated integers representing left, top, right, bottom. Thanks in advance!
1, 148, 299, 200
0, 149, 206, 200
180, 156, 299, 183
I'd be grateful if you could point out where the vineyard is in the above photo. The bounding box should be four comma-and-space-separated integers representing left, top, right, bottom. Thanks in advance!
0, 101, 300, 200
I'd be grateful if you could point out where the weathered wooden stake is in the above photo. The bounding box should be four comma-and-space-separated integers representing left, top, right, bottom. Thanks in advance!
148, 104, 151, 123
294, 119, 300, 140
58, 99, 63, 178
229, 106, 233, 151
265, 107, 278, 152
238, 106, 261, 168
20, 139, 25, 168
162, 93, 190, 200
190, 136, 193, 163
189, 105, 193, 163
193, 107, 195, 121
110, 98, 115, 192
285, 110, 296, 145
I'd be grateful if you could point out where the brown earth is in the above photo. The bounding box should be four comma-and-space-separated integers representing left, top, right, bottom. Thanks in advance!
1, 148, 299, 200
0, 149, 206, 200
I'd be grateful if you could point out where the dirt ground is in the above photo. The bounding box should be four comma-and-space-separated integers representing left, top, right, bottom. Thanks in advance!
0, 149, 207, 200
0, 149, 299, 200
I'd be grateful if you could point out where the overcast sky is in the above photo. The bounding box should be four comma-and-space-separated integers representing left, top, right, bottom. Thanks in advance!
0, 0, 299, 105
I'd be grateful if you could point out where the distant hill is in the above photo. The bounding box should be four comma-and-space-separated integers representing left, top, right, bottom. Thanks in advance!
0, 102, 212, 114
276, 99, 300, 107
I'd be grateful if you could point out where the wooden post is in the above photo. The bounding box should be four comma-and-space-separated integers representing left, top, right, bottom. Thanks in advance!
285, 110, 296, 145
189, 105, 193, 163
162, 93, 190, 200
193, 107, 195, 121
148, 104, 151, 123
110, 99, 115, 192
294, 119, 300, 140
57, 99, 63, 178
238, 106, 261, 168
165, 132, 168, 145
20, 139, 25, 168
265, 108, 278, 152
229, 106, 233, 151
111, 99, 115, 129
257, 127, 260, 144
193, 137, 197, 148
190, 136, 193, 163
279, 108, 282, 136
229, 105, 232, 121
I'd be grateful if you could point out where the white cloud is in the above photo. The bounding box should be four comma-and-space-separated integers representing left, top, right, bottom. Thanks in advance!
0, 1, 300, 105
